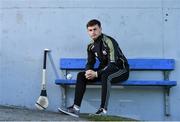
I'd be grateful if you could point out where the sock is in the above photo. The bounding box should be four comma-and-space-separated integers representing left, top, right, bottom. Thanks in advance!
102, 108, 107, 113
73, 105, 80, 111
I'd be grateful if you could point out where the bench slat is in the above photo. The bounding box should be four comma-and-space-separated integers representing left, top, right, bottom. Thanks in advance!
55, 79, 177, 86
60, 58, 175, 70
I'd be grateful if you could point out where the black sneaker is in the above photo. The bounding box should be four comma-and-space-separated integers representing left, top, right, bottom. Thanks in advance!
95, 108, 107, 115
58, 105, 79, 118
66, 105, 74, 112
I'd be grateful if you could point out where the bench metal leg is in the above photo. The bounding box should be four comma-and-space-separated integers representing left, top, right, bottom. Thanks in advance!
163, 71, 171, 117
59, 70, 69, 108
164, 87, 170, 116
60, 85, 67, 108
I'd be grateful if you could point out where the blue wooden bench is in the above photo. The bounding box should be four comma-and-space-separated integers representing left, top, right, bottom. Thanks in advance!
55, 58, 177, 116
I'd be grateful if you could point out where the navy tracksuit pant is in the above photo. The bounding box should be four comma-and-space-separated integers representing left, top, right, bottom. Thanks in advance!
73, 63, 129, 110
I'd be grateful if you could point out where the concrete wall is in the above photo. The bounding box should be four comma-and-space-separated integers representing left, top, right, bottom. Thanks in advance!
0, 0, 180, 120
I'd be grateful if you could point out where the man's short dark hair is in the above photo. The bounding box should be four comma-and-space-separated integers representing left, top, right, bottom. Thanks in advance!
86, 19, 101, 28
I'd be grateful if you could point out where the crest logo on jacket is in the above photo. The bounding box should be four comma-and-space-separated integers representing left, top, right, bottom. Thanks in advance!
102, 50, 107, 55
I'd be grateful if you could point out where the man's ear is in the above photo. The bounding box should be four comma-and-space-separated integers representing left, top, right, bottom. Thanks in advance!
100, 27, 102, 32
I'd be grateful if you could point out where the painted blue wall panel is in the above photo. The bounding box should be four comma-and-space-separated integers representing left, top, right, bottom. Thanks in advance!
0, 0, 180, 121
1, 0, 163, 8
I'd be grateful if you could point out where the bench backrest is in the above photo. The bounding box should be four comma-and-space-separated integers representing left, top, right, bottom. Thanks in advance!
60, 58, 175, 71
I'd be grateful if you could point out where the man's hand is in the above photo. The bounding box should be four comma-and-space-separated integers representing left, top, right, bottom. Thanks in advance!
85, 70, 98, 80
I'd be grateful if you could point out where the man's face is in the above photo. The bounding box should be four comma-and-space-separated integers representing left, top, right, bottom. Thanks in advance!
87, 24, 102, 40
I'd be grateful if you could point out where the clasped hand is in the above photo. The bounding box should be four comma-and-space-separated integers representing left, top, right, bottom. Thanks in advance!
85, 70, 97, 80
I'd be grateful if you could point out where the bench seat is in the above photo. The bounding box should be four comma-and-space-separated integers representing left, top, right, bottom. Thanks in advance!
55, 79, 177, 86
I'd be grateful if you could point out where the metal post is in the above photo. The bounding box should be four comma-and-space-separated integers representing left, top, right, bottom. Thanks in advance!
60, 70, 68, 108
60, 85, 67, 108
163, 71, 170, 117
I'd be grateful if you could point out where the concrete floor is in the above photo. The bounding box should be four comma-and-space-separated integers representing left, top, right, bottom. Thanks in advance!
0, 105, 87, 121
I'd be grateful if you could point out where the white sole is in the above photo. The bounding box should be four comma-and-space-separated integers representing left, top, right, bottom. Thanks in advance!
58, 108, 79, 118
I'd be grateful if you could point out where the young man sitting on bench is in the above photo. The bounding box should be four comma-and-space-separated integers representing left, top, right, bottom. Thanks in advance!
59, 19, 129, 117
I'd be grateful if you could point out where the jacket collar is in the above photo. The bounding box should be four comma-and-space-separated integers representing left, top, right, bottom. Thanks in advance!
93, 34, 103, 43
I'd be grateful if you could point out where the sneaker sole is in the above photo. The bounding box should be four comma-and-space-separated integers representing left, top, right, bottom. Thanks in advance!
58, 108, 79, 118
88, 113, 107, 116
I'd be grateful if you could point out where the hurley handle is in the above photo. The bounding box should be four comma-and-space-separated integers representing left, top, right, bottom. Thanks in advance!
42, 49, 51, 89
43, 49, 51, 70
